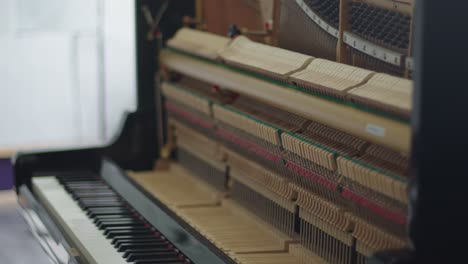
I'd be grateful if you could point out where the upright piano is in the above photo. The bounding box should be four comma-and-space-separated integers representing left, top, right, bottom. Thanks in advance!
13, 1, 468, 263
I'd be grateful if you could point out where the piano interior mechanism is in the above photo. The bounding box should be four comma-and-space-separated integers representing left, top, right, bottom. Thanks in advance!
15, 0, 441, 263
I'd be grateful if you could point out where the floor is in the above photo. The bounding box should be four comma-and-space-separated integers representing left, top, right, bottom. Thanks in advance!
0, 190, 52, 264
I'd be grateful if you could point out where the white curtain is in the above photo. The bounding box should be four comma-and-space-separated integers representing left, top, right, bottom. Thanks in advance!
0, 0, 137, 151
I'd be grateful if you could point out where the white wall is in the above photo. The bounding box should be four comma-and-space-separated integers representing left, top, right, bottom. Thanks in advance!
103, 0, 137, 141
0, 0, 136, 150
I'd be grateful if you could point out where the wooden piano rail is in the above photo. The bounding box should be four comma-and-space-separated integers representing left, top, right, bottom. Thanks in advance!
161, 50, 411, 153
0, 141, 100, 159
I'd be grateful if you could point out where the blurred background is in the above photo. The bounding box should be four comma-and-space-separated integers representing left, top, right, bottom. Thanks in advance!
0, 0, 137, 190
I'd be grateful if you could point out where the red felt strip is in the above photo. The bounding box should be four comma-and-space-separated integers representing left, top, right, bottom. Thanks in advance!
216, 128, 282, 162
341, 188, 407, 225
285, 160, 337, 190
165, 101, 214, 129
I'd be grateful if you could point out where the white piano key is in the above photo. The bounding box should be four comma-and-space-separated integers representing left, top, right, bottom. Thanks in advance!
32, 177, 128, 264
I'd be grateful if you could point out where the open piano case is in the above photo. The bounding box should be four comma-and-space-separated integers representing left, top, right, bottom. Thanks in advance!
13, 1, 468, 263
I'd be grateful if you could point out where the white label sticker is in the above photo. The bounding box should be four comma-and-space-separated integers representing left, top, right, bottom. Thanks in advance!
406, 57, 413, 71
366, 124, 386, 137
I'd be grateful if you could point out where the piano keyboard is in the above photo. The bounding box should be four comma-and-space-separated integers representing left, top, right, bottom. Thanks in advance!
32, 175, 192, 264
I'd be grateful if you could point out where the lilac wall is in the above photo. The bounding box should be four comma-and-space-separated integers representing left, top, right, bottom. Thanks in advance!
0, 159, 13, 190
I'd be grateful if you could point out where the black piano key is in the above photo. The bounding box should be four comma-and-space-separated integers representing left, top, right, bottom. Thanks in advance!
73, 191, 116, 198
122, 248, 175, 259
114, 238, 167, 248
66, 186, 110, 192
69, 187, 108, 192
64, 184, 109, 190
74, 195, 118, 200
93, 215, 134, 221
79, 198, 121, 204
74, 195, 118, 201
118, 242, 169, 252
133, 257, 186, 264
103, 226, 150, 236
63, 180, 100, 184
87, 208, 131, 217
77, 195, 118, 200
79, 198, 120, 203
106, 230, 155, 239
80, 202, 123, 209
64, 183, 112, 191
89, 212, 134, 219
97, 220, 145, 229
126, 252, 180, 262
87, 206, 128, 211
93, 212, 133, 222
111, 235, 158, 245
95, 217, 137, 225
64, 182, 101, 186
72, 188, 113, 192
64, 184, 108, 189
87, 210, 131, 217
80, 201, 123, 207
98, 218, 143, 224
100, 220, 146, 230
78, 195, 118, 200
65, 182, 102, 186
63, 181, 105, 185
94, 216, 137, 224
59, 174, 97, 178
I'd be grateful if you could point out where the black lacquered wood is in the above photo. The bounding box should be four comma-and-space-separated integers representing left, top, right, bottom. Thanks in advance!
372, 0, 468, 263
408, 0, 468, 262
